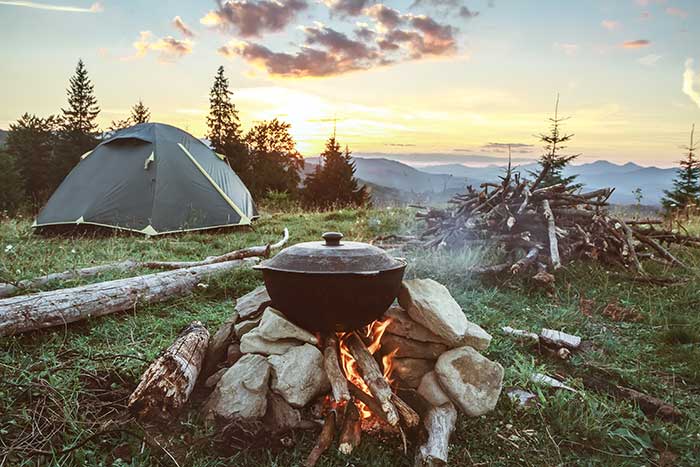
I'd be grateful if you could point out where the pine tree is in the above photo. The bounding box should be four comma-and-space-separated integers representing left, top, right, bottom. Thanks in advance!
244, 118, 303, 198
302, 134, 369, 209
206, 66, 248, 176
662, 124, 699, 213
6, 113, 61, 204
130, 100, 151, 124
531, 94, 581, 189
0, 151, 25, 215
56, 59, 100, 184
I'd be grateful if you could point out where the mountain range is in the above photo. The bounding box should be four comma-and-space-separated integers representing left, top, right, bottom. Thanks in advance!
307, 156, 677, 206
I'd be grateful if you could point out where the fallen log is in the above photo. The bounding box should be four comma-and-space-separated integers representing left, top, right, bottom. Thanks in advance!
127, 321, 210, 423
323, 334, 351, 404
414, 402, 457, 467
345, 332, 400, 426
541, 200, 561, 269
0, 258, 257, 337
0, 229, 289, 298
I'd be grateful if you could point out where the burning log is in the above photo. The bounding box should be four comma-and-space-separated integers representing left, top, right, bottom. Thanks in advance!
304, 410, 336, 467
414, 402, 457, 467
323, 334, 351, 404
338, 400, 362, 454
128, 321, 210, 423
344, 332, 400, 426
392, 393, 420, 428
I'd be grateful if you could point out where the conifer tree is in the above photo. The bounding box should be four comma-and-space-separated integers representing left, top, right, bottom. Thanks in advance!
206, 66, 247, 175
662, 124, 699, 213
302, 134, 369, 209
130, 99, 151, 124
531, 94, 581, 189
56, 59, 100, 184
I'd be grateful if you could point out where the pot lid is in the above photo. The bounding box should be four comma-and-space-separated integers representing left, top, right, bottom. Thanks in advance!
256, 232, 405, 274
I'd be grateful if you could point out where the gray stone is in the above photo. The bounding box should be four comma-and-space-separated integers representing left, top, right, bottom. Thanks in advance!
435, 346, 503, 417
203, 310, 238, 377
240, 327, 303, 356
417, 371, 451, 407
268, 344, 330, 407
399, 279, 492, 350
258, 307, 318, 345
391, 357, 434, 388
384, 304, 443, 343
236, 286, 271, 320
204, 367, 228, 389
264, 393, 303, 431
203, 354, 270, 421
381, 333, 447, 360
226, 342, 242, 365
234, 314, 263, 339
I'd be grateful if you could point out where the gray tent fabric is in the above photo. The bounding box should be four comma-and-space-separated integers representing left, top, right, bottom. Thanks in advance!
34, 123, 258, 235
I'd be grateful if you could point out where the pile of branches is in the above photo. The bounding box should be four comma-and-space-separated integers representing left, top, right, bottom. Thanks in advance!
417, 162, 700, 280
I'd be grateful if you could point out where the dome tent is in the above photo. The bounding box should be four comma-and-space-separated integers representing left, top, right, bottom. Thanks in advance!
34, 123, 257, 235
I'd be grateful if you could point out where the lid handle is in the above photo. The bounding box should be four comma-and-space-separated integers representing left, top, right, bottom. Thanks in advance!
322, 231, 343, 246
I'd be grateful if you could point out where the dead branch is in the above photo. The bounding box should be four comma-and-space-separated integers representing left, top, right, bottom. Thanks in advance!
338, 400, 361, 454
304, 410, 336, 467
323, 334, 351, 404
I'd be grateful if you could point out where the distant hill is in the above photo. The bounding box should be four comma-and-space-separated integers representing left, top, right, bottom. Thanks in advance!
421, 160, 676, 205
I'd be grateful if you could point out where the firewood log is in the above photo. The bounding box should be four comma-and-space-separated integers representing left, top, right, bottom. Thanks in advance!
414, 402, 457, 467
542, 199, 561, 269
128, 321, 209, 423
323, 334, 351, 404
338, 400, 362, 454
345, 332, 400, 426
305, 410, 336, 467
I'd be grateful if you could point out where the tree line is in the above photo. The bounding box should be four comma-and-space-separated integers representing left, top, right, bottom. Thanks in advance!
0, 61, 369, 215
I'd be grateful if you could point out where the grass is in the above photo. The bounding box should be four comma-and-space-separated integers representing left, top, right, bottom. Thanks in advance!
1, 207, 700, 466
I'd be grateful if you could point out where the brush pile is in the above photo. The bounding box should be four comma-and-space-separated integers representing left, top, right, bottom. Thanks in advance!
417, 162, 700, 280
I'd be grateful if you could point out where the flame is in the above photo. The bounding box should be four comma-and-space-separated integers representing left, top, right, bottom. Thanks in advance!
337, 318, 396, 420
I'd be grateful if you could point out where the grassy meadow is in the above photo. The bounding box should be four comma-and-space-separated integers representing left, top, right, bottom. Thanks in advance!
1, 206, 699, 466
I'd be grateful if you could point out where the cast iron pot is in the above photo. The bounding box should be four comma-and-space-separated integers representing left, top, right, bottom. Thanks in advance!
253, 232, 407, 332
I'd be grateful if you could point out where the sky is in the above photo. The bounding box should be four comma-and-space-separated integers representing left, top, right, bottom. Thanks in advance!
0, 0, 699, 167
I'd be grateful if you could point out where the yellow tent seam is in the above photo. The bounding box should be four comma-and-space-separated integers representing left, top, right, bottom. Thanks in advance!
177, 143, 251, 225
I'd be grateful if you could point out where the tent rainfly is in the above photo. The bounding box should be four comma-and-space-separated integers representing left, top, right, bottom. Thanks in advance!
34, 123, 258, 235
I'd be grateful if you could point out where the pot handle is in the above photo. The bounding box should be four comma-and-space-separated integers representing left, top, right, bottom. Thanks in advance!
322, 232, 343, 246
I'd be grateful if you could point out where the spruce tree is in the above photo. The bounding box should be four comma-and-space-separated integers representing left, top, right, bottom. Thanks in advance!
56, 59, 100, 184
662, 124, 699, 213
531, 94, 581, 189
302, 134, 369, 209
130, 100, 151, 124
206, 66, 248, 176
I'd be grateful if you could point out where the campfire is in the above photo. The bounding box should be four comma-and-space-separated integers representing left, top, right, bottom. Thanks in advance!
127, 278, 504, 466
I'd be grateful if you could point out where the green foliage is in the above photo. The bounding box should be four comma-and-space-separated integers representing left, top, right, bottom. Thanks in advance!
302, 135, 370, 210
0, 151, 25, 214
531, 95, 581, 189
6, 113, 61, 205
244, 118, 303, 198
662, 124, 699, 212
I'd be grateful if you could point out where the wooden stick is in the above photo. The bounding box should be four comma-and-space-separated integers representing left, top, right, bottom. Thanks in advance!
338, 400, 361, 454
0, 228, 289, 298
542, 199, 561, 269
0, 259, 257, 337
128, 321, 210, 423
414, 402, 457, 467
345, 332, 400, 426
305, 410, 336, 467
323, 334, 351, 403
392, 393, 420, 428
348, 380, 390, 425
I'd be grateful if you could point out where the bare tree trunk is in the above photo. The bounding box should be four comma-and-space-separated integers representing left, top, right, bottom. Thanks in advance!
128, 321, 210, 423
0, 258, 256, 337
415, 402, 457, 467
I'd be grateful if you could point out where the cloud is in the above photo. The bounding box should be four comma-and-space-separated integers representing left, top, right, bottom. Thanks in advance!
219, 41, 374, 77
201, 0, 308, 37
399, 14, 458, 57
601, 19, 620, 31
665, 7, 687, 18
409, 0, 479, 19
480, 142, 535, 154
554, 42, 578, 56
622, 39, 650, 49
123, 31, 193, 63
638, 53, 661, 66
303, 24, 376, 60
323, 0, 368, 16
364, 4, 403, 30
173, 16, 195, 38
354, 25, 375, 41
458, 6, 478, 18
683, 58, 700, 108
0, 0, 102, 12
385, 143, 416, 147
